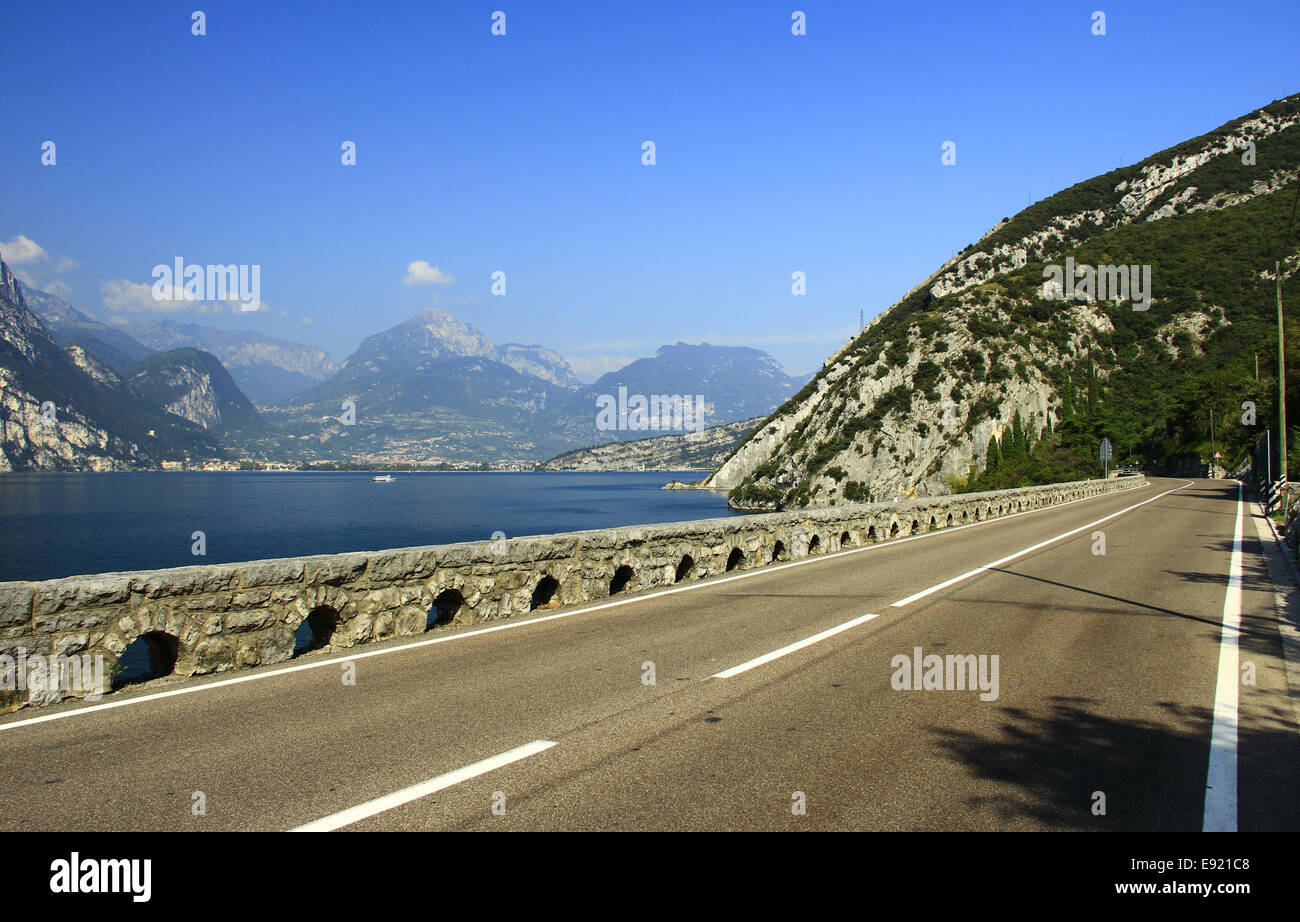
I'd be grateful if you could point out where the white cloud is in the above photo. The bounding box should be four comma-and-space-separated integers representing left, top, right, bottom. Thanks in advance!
101, 279, 187, 313
101, 279, 269, 314
1, 234, 80, 296
300, 316, 314, 325
403, 259, 455, 286
0, 234, 49, 266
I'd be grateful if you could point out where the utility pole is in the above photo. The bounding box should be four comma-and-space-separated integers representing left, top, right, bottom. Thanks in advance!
1279, 260, 1288, 485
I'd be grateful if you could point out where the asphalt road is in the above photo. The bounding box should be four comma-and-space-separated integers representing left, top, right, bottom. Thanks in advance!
2, 477, 1297, 831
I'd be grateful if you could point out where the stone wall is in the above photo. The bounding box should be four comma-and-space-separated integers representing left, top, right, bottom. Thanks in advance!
0, 476, 1143, 711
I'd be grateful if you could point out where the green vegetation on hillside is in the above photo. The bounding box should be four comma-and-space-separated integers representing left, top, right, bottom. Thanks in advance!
724, 93, 1300, 508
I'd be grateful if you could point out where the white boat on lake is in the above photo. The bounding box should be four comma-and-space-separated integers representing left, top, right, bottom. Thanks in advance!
372, 474, 396, 483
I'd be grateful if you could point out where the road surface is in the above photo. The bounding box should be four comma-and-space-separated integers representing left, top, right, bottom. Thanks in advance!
2, 477, 1297, 831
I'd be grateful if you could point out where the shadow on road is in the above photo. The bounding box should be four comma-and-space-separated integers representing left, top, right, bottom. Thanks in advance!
930, 695, 1215, 830
985, 567, 1225, 630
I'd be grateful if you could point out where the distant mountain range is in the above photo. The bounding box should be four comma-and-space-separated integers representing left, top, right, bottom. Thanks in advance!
120, 320, 340, 405
586, 342, 810, 425
270, 308, 811, 462
4, 275, 810, 468
21, 284, 339, 405
19, 284, 154, 371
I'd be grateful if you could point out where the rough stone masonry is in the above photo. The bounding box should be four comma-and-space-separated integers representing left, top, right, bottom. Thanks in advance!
0, 476, 1142, 711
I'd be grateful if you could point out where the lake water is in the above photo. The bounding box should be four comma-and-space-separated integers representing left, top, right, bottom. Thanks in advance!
0, 471, 739, 582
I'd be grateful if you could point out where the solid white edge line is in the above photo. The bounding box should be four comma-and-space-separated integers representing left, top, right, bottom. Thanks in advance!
0, 479, 1148, 734
291, 739, 557, 832
890, 480, 1192, 608
711, 613, 880, 678
1203, 481, 1244, 833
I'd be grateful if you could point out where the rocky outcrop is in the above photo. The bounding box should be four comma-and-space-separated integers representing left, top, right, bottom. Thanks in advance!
498, 343, 584, 390
707, 93, 1300, 508
0, 475, 1141, 710
125, 348, 260, 430
541, 417, 759, 472
0, 256, 154, 471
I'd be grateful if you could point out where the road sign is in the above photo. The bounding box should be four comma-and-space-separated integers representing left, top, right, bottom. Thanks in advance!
1099, 438, 1113, 461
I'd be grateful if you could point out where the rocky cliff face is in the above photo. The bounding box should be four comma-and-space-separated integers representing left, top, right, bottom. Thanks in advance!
123, 319, 339, 405
0, 254, 235, 470
498, 343, 583, 390
0, 258, 148, 470
709, 94, 1300, 509
540, 417, 759, 472
125, 348, 261, 430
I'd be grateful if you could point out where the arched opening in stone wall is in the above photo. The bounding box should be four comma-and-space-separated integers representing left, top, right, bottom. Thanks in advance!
929, 515, 938, 530
675, 554, 695, 583
609, 565, 635, 595
889, 521, 900, 539
771, 540, 786, 563
294, 605, 338, 657
840, 531, 853, 548
867, 525, 878, 542
808, 535, 821, 553
910, 518, 920, 535
531, 576, 560, 611
427, 589, 465, 630
112, 630, 179, 690
726, 548, 744, 572
945, 512, 954, 527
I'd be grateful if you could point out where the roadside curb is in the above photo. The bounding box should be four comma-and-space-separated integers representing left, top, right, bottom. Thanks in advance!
1259, 504, 1300, 587
1245, 488, 1300, 726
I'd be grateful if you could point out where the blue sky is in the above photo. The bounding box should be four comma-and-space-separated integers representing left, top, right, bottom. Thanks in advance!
2, 0, 1297, 380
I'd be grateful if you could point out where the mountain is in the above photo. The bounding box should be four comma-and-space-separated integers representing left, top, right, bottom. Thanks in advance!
336, 307, 498, 376
582, 343, 811, 434
125, 348, 262, 430
268, 308, 581, 461
19, 282, 154, 372
498, 343, 584, 389
268, 309, 806, 463
708, 93, 1300, 509
540, 417, 759, 471
332, 308, 581, 389
0, 255, 224, 470
121, 319, 339, 405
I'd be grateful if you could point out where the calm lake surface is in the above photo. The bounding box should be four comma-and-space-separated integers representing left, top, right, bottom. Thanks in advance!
0, 471, 739, 582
